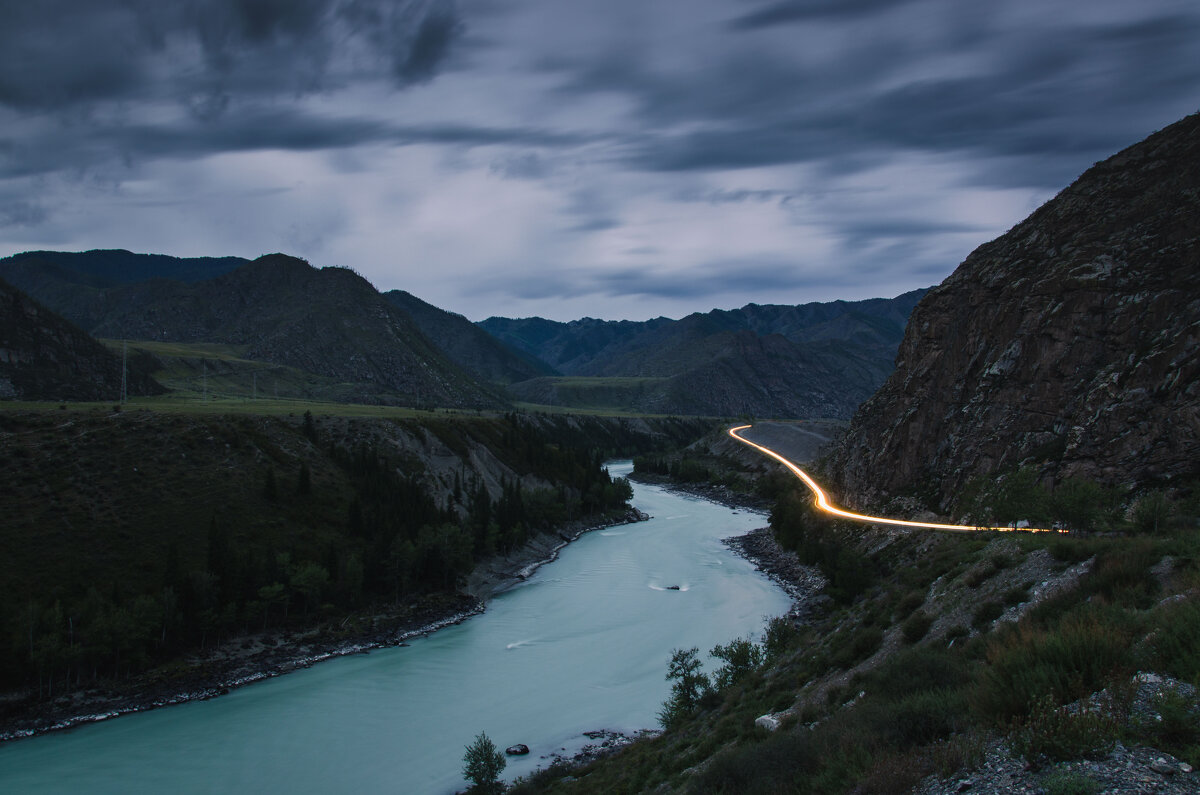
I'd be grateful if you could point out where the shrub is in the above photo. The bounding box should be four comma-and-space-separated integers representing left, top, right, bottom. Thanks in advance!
1143, 597, 1200, 682
711, 637, 764, 691
975, 608, 1136, 722
928, 730, 987, 777
856, 749, 932, 795
1003, 583, 1032, 606
972, 600, 1003, 629
1132, 687, 1200, 759
1133, 490, 1174, 534
831, 626, 883, 669
867, 646, 972, 702
945, 624, 969, 643
1085, 542, 1160, 607
1047, 536, 1099, 564
894, 590, 926, 620
763, 615, 800, 662
1010, 695, 1117, 764
901, 612, 934, 644
888, 689, 967, 747
690, 727, 822, 794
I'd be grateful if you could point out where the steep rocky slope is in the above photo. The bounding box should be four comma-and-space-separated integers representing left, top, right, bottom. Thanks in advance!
0, 277, 161, 401
826, 112, 1200, 511
384, 289, 556, 385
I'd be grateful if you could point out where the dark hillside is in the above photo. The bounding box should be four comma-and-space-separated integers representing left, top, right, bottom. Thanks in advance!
484, 291, 926, 419
0, 408, 711, 734
8, 254, 507, 409
826, 112, 1200, 512
0, 250, 248, 324
384, 289, 556, 385
0, 249, 247, 286
0, 277, 162, 401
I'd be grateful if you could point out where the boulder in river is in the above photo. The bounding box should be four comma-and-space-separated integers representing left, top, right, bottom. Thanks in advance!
506, 744, 530, 756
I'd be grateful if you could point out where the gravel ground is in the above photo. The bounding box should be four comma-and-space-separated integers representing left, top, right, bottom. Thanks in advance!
918, 673, 1199, 795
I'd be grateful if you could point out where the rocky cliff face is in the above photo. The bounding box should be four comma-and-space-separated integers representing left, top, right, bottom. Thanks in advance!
0, 277, 162, 401
826, 112, 1200, 511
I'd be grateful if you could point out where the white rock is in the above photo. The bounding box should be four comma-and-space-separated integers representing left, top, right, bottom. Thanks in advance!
754, 714, 782, 732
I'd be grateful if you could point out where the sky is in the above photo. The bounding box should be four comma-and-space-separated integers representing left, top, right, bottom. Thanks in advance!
1, 1, 1198, 321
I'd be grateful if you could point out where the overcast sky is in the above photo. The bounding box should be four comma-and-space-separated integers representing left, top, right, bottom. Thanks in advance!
2, 0, 1198, 321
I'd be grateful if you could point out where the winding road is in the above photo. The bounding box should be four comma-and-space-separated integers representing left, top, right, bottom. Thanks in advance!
728, 424, 1056, 534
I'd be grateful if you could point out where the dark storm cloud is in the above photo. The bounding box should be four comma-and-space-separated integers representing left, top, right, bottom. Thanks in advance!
4, 0, 1200, 320
474, 256, 870, 304
0, 199, 49, 228
590, 262, 858, 299
0, 0, 463, 111
728, 0, 921, 30
552, 4, 1200, 190
397, 5, 463, 83
0, 110, 591, 179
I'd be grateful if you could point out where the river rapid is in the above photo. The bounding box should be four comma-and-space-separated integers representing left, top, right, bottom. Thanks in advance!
0, 462, 791, 794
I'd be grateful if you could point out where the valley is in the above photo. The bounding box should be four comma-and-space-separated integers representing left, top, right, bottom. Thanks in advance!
0, 106, 1198, 795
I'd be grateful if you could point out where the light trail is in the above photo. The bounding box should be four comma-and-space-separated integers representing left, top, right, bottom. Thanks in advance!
728, 424, 1058, 534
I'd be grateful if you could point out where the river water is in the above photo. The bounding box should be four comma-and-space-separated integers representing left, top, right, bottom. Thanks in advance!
0, 463, 791, 794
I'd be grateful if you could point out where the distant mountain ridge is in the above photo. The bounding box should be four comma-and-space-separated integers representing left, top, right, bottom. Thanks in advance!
2, 247, 927, 418
480, 290, 927, 418
0, 249, 247, 294
825, 111, 1200, 511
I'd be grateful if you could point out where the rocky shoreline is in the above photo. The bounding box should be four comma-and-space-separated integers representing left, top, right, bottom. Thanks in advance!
465, 507, 649, 601
0, 508, 648, 744
722, 527, 828, 621
627, 472, 773, 512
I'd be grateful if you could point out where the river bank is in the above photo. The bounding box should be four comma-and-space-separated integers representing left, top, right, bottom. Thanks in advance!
628, 473, 828, 619
722, 527, 828, 621
627, 472, 772, 512
0, 508, 647, 744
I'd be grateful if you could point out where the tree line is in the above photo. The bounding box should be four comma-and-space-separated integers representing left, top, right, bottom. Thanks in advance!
2, 412, 636, 698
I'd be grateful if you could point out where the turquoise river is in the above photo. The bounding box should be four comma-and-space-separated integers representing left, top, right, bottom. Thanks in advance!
0, 462, 792, 793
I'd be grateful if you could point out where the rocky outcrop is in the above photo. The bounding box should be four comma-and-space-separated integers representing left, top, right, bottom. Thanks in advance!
826, 112, 1200, 510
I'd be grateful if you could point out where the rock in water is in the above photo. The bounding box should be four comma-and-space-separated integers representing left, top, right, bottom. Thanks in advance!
506, 744, 530, 756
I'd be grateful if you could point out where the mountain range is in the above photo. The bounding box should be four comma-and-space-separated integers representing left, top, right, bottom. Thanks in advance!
0, 250, 925, 417
481, 292, 925, 418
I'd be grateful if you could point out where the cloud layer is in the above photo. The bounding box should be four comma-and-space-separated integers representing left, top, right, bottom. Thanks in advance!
2, 0, 1198, 320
